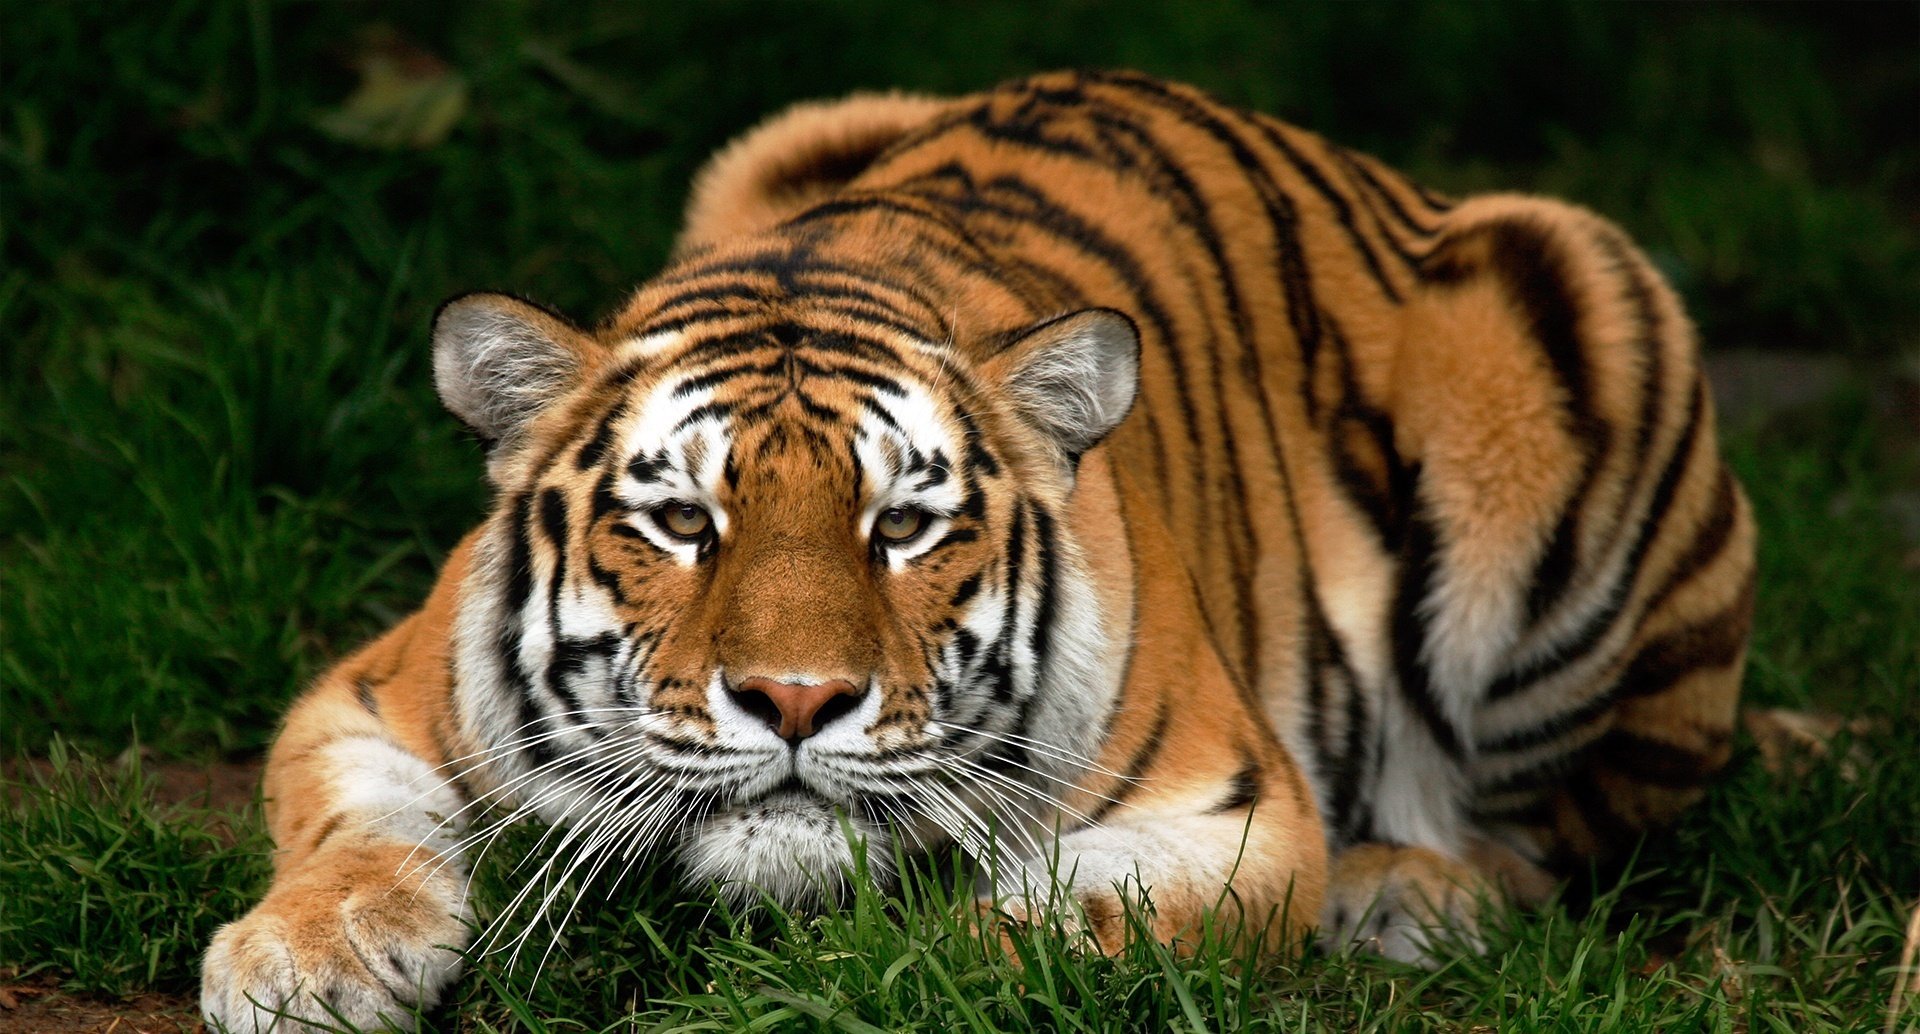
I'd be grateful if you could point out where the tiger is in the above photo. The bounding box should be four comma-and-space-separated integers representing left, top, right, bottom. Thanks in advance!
200, 70, 1755, 1032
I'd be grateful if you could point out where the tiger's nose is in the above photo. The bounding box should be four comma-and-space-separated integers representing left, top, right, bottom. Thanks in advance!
729, 677, 865, 742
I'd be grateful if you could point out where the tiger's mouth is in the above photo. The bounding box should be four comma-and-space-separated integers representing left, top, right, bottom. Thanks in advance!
743, 773, 813, 803
712, 738, 915, 807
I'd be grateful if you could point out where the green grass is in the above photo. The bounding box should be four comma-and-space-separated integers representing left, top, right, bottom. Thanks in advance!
0, 742, 272, 996
3, 0, 1918, 1030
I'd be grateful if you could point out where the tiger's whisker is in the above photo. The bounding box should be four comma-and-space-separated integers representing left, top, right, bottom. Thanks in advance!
940, 720, 1140, 783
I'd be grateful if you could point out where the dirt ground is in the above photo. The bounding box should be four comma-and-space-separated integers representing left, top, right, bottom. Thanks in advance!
0, 973, 201, 1034
1, 756, 262, 816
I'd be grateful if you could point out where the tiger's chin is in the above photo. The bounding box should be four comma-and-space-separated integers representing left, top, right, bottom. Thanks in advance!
675, 788, 894, 909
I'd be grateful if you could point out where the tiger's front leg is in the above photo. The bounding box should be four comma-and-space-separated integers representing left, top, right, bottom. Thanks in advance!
201, 615, 476, 1033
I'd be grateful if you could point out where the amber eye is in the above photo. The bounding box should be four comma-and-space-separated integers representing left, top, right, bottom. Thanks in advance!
653, 502, 712, 541
874, 506, 929, 544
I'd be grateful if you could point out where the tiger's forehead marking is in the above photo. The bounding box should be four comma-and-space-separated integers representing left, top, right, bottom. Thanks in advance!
604, 341, 970, 515
610, 370, 733, 539
622, 369, 729, 467
853, 377, 966, 509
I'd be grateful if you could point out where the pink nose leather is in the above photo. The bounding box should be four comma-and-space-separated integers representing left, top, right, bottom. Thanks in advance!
732, 677, 863, 741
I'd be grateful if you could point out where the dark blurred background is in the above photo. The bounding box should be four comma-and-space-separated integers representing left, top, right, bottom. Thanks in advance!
4, 0, 1917, 754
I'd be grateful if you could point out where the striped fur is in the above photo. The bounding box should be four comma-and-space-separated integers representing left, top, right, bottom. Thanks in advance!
203, 72, 1754, 1029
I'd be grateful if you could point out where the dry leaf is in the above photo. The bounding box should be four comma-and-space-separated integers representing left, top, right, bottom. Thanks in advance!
1742, 706, 1877, 782
316, 27, 467, 150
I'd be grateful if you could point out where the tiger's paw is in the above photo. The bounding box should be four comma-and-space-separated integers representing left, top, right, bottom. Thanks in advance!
1319, 842, 1488, 966
200, 844, 472, 1033
978, 880, 1136, 957
976, 834, 1181, 956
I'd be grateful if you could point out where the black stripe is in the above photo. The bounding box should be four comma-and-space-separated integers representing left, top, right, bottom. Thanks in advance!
668, 251, 948, 335
575, 400, 627, 470
628, 450, 673, 484
949, 573, 983, 609
629, 309, 762, 341
787, 193, 1050, 311
502, 493, 536, 613
856, 395, 904, 434
1595, 232, 1667, 534
1087, 695, 1173, 822
1306, 601, 1371, 841
1330, 146, 1446, 238
669, 400, 736, 436
1643, 460, 1740, 614
1590, 728, 1726, 788
1209, 750, 1264, 814
586, 552, 629, 606
1080, 100, 1266, 673
671, 355, 786, 398
1472, 753, 1575, 802
1325, 317, 1412, 544
794, 356, 908, 397
537, 488, 593, 719
1027, 504, 1060, 692
913, 449, 952, 490
973, 500, 1027, 707
1477, 688, 1617, 754
1614, 571, 1754, 700
917, 524, 979, 556
786, 193, 961, 231
953, 409, 999, 481
1389, 493, 1465, 758
538, 488, 568, 564
354, 677, 380, 717
1316, 141, 1434, 279
497, 494, 557, 766
1250, 119, 1401, 302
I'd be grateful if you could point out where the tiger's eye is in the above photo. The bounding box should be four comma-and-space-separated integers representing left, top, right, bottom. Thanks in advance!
655, 503, 712, 540
875, 507, 927, 543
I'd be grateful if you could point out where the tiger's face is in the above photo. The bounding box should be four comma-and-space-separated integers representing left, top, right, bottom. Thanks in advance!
433, 289, 1139, 906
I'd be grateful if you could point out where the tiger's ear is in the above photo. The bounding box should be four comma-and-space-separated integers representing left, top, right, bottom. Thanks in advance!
432, 292, 591, 451
983, 308, 1141, 464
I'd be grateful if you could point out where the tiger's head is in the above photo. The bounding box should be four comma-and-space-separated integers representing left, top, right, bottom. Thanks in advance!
431, 251, 1139, 907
